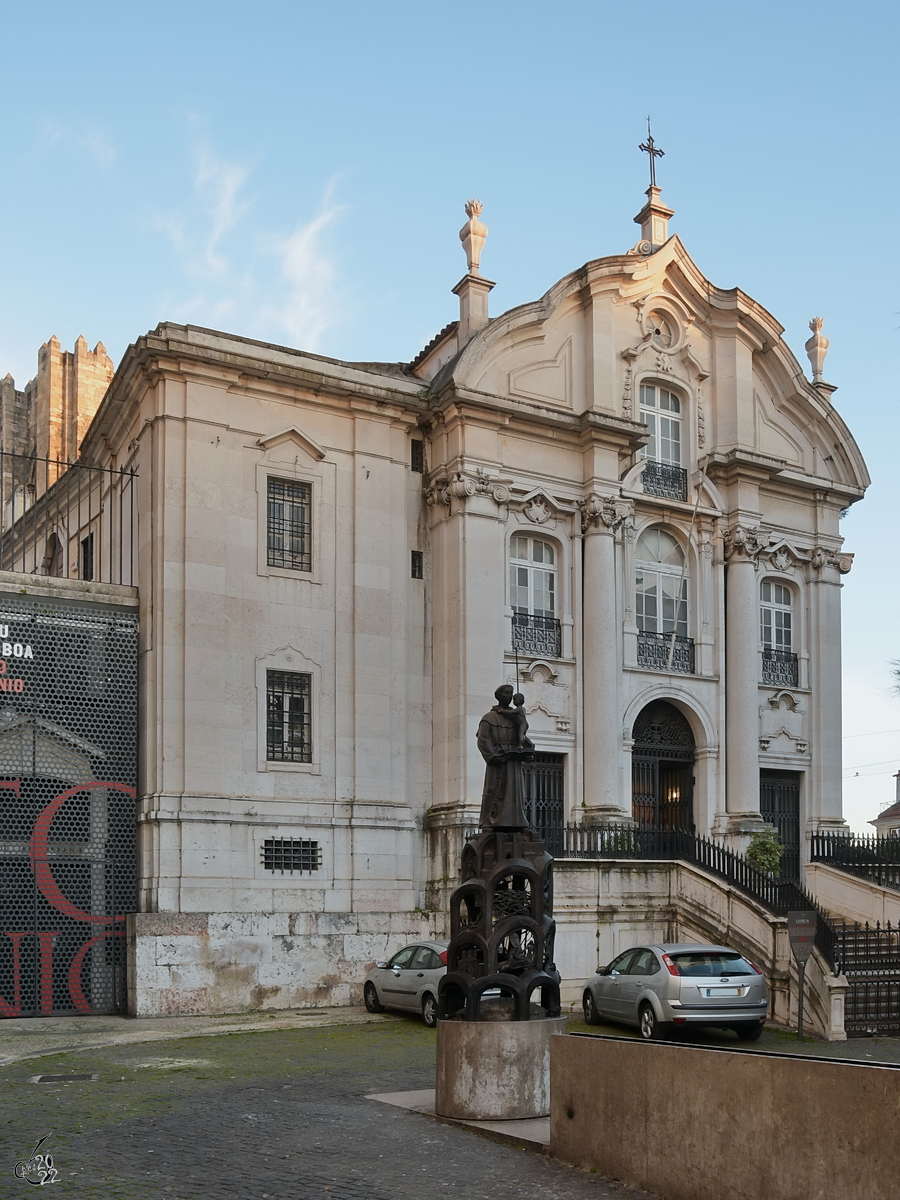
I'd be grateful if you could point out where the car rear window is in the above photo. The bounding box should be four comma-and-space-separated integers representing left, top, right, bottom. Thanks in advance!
669, 952, 754, 976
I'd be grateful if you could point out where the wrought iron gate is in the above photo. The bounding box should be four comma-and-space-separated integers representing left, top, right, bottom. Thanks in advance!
0, 595, 137, 1017
760, 769, 801, 882
631, 701, 695, 831
524, 753, 564, 854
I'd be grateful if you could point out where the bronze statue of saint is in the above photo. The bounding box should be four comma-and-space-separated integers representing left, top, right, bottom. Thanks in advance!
477, 684, 535, 829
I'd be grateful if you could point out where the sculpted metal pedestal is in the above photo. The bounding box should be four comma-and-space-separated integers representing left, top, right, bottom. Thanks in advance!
435, 686, 565, 1120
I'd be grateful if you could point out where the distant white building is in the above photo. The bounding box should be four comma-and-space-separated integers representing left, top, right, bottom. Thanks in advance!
2, 180, 869, 1016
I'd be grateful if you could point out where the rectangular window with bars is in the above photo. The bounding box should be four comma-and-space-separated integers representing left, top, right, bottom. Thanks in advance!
266, 670, 312, 762
267, 477, 312, 571
262, 838, 322, 874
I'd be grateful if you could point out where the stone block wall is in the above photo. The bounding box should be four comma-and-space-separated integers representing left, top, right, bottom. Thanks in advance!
126, 908, 445, 1017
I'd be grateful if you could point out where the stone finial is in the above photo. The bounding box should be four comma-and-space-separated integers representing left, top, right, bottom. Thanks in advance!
459, 199, 488, 275
805, 316, 829, 384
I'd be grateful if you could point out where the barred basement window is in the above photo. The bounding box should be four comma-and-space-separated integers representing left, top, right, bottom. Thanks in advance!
262, 838, 322, 874
266, 670, 312, 762
267, 477, 312, 572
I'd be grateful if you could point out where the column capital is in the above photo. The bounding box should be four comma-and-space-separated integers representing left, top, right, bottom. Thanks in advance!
723, 523, 770, 563
580, 494, 634, 535
809, 545, 854, 575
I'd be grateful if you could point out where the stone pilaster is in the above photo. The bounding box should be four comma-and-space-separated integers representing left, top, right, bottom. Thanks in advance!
723, 525, 768, 845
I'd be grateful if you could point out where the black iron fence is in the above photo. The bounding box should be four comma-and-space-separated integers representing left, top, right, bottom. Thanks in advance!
0, 451, 137, 587
810, 832, 900, 893
554, 823, 836, 967
833, 922, 900, 1035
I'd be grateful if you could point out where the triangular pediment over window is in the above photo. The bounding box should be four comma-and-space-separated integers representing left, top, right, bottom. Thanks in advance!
257, 427, 326, 461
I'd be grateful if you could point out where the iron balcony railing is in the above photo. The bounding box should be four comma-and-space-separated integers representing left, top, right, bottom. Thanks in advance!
762, 648, 799, 687
641, 460, 688, 502
512, 612, 562, 659
637, 630, 695, 674
0, 451, 137, 587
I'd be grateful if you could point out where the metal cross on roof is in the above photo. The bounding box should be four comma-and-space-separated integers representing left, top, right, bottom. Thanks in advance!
639, 117, 665, 188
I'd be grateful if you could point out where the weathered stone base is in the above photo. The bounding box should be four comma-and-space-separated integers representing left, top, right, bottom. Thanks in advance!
126, 910, 444, 1017
435, 1017, 568, 1120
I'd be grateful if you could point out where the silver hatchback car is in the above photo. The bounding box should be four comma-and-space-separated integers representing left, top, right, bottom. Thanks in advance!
582, 943, 768, 1041
363, 940, 448, 1028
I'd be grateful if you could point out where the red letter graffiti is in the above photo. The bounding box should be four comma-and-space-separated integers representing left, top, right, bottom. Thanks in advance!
0, 932, 60, 1017
12, 780, 137, 1014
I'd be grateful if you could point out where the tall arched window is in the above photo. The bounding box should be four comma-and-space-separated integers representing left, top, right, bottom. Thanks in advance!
636, 528, 687, 636
635, 528, 693, 673
639, 384, 687, 501
639, 384, 682, 466
760, 579, 798, 686
510, 534, 556, 618
510, 534, 561, 658
760, 580, 792, 650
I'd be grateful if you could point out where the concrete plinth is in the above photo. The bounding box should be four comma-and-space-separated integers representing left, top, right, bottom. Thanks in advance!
435, 1017, 567, 1120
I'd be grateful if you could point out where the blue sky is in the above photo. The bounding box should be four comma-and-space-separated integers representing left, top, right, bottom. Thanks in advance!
1, 1, 897, 829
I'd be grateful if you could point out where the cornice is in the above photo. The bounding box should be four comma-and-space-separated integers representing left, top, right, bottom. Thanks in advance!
81, 323, 428, 461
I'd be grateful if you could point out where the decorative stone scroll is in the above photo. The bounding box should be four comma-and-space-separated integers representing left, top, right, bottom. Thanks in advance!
424, 470, 510, 508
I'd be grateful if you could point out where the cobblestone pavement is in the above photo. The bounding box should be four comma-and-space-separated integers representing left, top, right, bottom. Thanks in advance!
2, 1018, 659, 1200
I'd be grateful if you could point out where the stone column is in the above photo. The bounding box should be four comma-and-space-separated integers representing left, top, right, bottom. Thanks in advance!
723, 525, 768, 844
580, 495, 632, 824
808, 548, 853, 830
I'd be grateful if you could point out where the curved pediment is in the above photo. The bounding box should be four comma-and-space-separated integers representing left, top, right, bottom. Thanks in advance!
435, 236, 868, 497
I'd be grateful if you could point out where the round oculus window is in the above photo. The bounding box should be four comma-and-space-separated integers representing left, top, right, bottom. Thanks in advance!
648, 310, 675, 349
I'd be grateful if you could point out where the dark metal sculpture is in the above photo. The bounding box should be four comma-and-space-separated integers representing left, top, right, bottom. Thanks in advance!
438, 684, 561, 1021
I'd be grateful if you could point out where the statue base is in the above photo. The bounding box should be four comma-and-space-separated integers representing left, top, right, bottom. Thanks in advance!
434, 1016, 567, 1119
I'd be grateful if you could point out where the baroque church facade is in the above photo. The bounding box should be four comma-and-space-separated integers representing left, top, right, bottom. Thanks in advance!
0, 180, 868, 1016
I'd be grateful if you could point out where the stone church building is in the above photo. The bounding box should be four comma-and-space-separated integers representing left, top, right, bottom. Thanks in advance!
0, 179, 869, 1020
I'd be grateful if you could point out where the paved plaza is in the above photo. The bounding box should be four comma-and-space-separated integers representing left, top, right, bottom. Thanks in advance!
4, 1009, 900, 1199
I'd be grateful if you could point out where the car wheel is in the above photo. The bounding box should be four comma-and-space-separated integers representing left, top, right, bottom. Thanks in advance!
364, 982, 383, 1014
639, 1003, 671, 1041
422, 994, 438, 1028
732, 1022, 764, 1041
583, 990, 601, 1026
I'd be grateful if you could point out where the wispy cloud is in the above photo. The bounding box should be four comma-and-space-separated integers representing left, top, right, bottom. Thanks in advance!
261, 195, 344, 350
193, 148, 251, 276
37, 120, 116, 169
152, 143, 345, 351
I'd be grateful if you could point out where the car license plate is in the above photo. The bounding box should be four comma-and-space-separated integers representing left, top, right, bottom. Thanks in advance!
705, 987, 741, 997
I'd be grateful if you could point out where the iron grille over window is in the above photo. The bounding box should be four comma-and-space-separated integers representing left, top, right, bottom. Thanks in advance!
262, 838, 321, 874
512, 612, 562, 658
641, 460, 688, 502
410, 440, 424, 473
411, 550, 423, 579
267, 478, 311, 571
637, 630, 695, 674
266, 670, 312, 762
762, 648, 799, 687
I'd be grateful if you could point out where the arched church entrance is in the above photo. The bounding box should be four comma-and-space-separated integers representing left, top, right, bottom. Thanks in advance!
631, 700, 695, 831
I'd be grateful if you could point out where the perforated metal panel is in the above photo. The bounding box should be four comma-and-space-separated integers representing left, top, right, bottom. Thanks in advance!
0, 595, 137, 1017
